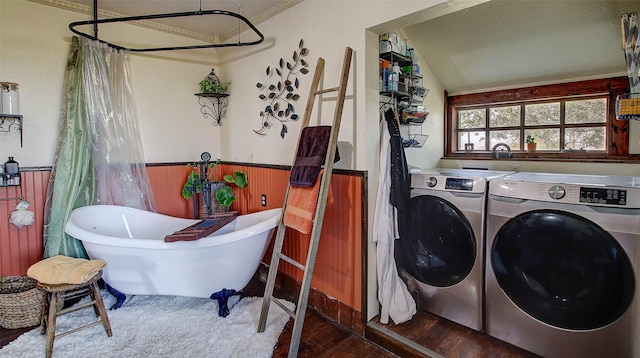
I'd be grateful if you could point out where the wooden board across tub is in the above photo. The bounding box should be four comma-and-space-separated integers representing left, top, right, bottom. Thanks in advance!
164, 211, 238, 242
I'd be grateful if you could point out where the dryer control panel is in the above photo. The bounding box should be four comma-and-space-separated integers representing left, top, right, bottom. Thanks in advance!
490, 179, 640, 208
579, 187, 627, 205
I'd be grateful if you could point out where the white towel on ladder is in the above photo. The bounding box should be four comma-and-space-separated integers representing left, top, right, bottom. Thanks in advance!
373, 118, 416, 325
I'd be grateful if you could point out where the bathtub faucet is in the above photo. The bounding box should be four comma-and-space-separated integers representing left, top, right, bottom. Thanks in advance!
185, 152, 216, 219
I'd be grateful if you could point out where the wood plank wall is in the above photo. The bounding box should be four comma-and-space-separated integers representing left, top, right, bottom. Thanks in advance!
0, 164, 364, 311
0, 170, 50, 276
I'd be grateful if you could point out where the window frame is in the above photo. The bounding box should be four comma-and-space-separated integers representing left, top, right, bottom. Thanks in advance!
445, 77, 635, 162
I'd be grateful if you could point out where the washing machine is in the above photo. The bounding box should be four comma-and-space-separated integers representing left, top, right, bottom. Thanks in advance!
486, 172, 640, 358
395, 168, 512, 331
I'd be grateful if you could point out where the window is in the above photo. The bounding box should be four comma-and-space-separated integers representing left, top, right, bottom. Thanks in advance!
445, 77, 634, 161
456, 97, 606, 152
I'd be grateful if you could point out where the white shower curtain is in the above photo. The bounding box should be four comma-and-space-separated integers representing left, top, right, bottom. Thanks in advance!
373, 118, 416, 325
81, 39, 156, 210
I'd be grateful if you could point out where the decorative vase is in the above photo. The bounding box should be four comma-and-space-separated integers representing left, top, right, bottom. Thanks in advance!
199, 69, 228, 94
199, 182, 230, 219
526, 143, 537, 152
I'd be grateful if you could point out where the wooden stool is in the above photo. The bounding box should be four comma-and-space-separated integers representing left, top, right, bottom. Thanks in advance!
37, 270, 112, 358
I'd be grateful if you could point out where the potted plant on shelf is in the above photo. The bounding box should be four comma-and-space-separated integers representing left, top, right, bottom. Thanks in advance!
199, 69, 230, 94
181, 156, 247, 217
525, 135, 537, 152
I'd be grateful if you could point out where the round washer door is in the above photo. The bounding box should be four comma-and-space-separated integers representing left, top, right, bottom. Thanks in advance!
491, 209, 635, 330
397, 195, 476, 287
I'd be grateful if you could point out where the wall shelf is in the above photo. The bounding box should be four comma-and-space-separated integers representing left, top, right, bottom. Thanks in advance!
379, 43, 428, 148
0, 173, 23, 202
195, 93, 229, 126
0, 114, 23, 147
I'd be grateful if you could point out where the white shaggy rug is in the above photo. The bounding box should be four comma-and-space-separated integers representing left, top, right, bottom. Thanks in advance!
0, 292, 293, 358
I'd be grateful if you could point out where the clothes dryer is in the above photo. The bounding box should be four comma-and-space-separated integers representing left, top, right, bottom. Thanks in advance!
395, 168, 512, 331
486, 172, 640, 358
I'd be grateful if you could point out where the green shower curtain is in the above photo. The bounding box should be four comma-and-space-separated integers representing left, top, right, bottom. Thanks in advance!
43, 37, 95, 258
43, 37, 156, 258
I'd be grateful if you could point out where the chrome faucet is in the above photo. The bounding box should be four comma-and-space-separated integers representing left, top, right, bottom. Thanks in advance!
491, 143, 513, 159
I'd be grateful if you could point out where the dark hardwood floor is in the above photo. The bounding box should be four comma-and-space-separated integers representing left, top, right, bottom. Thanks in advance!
365, 312, 539, 358
272, 309, 396, 358
2, 272, 538, 358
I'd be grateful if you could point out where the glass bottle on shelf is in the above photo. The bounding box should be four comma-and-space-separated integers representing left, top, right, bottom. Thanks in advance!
4, 156, 19, 186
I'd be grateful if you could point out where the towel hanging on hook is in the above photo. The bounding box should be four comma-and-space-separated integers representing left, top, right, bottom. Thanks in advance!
69, 9, 265, 52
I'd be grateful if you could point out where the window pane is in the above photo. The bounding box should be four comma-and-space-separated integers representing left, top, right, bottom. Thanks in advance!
458, 109, 485, 129
458, 130, 486, 151
525, 128, 560, 151
490, 105, 520, 127
565, 127, 606, 150
525, 102, 560, 125
489, 130, 519, 150
566, 98, 606, 124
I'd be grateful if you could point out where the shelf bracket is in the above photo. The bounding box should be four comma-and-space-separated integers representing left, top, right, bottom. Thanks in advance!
195, 93, 229, 126
0, 114, 23, 147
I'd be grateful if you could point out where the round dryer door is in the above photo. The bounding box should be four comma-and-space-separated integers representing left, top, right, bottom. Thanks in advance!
397, 195, 476, 287
491, 209, 635, 330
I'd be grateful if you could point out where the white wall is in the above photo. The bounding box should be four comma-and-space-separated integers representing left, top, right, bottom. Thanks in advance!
1, 0, 445, 169
1, 0, 71, 167
217, 0, 444, 170
0, 0, 220, 166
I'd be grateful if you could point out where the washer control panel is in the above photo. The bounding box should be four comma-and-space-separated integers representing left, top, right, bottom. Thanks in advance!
411, 174, 486, 193
445, 177, 475, 191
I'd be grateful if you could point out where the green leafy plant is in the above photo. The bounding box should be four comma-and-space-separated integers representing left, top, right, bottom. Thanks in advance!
215, 172, 248, 206
181, 160, 247, 208
525, 135, 535, 144
199, 80, 229, 94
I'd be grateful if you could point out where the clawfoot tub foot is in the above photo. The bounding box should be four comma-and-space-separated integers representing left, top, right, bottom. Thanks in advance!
105, 282, 127, 310
210, 288, 240, 317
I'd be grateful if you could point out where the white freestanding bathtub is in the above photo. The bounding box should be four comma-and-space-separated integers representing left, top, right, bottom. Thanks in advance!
65, 205, 281, 302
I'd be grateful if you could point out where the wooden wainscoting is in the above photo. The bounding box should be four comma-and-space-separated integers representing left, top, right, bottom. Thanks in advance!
0, 170, 50, 276
0, 164, 366, 326
211, 164, 365, 312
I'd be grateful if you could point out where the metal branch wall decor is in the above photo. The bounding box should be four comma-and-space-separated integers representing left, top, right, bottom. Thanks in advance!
254, 39, 310, 138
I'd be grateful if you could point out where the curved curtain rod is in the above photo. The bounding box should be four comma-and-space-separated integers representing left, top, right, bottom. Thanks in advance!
69, 9, 265, 52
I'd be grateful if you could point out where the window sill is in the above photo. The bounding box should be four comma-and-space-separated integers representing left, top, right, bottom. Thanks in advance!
444, 152, 640, 163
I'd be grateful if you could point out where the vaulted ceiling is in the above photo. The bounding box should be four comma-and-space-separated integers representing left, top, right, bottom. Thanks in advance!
404, 0, 634, 94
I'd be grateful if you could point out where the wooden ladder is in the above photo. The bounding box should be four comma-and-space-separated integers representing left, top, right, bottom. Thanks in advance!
257, 46, 353, 358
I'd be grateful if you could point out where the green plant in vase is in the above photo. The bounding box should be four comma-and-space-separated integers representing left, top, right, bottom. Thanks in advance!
525, 135, 537, 152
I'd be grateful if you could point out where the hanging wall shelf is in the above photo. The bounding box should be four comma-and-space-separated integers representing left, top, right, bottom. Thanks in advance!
0, 114, 23, 147
195, 93, 229, 126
